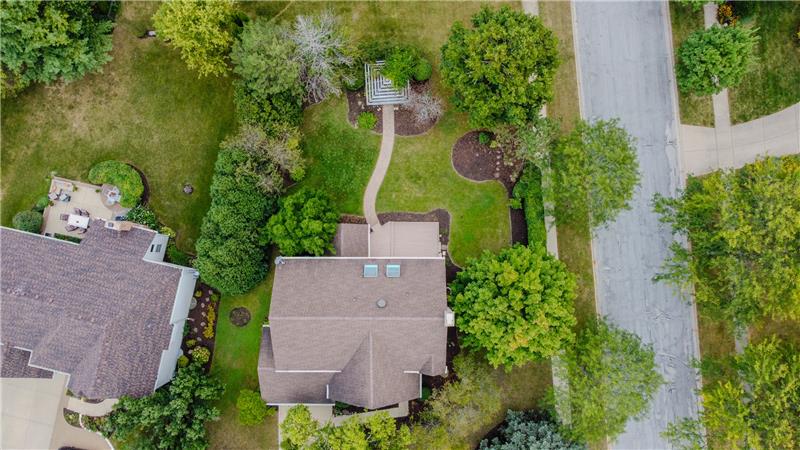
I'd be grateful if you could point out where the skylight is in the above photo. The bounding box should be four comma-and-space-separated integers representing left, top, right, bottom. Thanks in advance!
363, 264, 378, 278
386, 264, 401, 278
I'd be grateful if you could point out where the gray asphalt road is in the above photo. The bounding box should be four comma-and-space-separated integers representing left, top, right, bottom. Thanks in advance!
572, 2, 701, 449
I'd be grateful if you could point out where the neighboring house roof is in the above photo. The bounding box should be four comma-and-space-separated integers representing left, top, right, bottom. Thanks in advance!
259, 257, 448, 410
0, 223, 186, 399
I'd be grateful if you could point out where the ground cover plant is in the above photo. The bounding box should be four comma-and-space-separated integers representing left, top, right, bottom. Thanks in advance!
450, 244, 577, 369
0, 0, 114, 98
441, 6, 559, 128
0, 2, 236, 251
88, 160, 144, 208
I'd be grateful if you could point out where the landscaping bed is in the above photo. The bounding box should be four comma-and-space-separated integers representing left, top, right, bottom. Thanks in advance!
346, 81, 439, 136
182, 283, 220, 372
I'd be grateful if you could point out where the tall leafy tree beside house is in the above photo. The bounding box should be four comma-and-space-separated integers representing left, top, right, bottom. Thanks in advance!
450, 244, 577, 369
0, 0, 114, 97
152, 0, 237, 77
440, 6, 559, 127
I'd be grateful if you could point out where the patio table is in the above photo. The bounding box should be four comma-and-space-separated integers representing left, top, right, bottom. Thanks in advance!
67, 214, 90, 229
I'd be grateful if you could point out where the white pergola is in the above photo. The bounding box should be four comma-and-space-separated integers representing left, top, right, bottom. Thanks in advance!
364, 61, 409, 106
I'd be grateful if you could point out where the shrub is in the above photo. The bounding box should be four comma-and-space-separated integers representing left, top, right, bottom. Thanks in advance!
344, 65, 365, 91
190, 346, 211, 364
382, 46, 420, 87
413, 58, 433, 82
203, 305, 216, 339
450, 244, 577, 368
479, 410, 585, 450
357, 111, 377, 130
185, 339, 197, 349
194, 290, 202, 298
159, 226, 176, 238
478, 132, 491, 146
166, 245, 191, 266
125, 205, 158, 229
12, 210, 43, 233
400, 89, 443, 126
511, 166, 546, 246
177, 355, 189, 368
676, 25, 758, 96
88, 161, 144, 208
441, 6, 559, 127
152, 0, 236, 77
265, 188, 339, 256
34, 195, 50, 212
236, 389, 272, 426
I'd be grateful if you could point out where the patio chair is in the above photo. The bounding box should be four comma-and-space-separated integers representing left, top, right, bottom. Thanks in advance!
65, 225, 77, 232
77, 227, 87, 234
73, 208, 82, 215
59, 214, 69, 221
81, 210, 90, 217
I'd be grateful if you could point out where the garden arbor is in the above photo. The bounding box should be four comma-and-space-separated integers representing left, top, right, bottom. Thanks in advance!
365, 61, 409, 106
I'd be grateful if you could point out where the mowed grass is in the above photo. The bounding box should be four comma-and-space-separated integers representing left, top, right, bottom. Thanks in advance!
0, 2, 236, 251
207, 270, 277, 450
729, 1, 800, 123
668, 2, 715, 127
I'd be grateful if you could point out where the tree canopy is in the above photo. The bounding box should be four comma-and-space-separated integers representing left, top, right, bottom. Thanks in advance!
676, 24, 758, 96
479, 410, 586, 450
450, 244, 577, 369
289, 11, 352, 104
654, 155, 800, 328
102, 363, 224, 450
152, 0, 237, 77
222, 124, 305, 195
236, 389, 272, 426
0, 0, 114, 97
265, 188, 338, 257
280, 405, 410, 450
560, 319, 663, 444
549, 119, 640, 228
440, 6, 559, 127
232, 18, 303, 130
664, 337, 800, 450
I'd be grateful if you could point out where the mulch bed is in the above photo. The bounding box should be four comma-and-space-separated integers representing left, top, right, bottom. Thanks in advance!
229, 307, 251, 327
346, 80, 438, 136
183, 283, 220, 372
452, 131, 529, 246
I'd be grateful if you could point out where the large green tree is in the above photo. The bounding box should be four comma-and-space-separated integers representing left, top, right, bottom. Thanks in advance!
654, 155, 800, 328
676, 25, 758, 96
232, 18, 303, 130
264, 188, 338, 257
152, 0, 237, 77
664, 337, 800, 450
440, 6, 559, 127
549, 119, 640, 229
559, 319, 663, 445
450, 244, 577, 369
0, 0, 113, 97
102, 363, 224, 450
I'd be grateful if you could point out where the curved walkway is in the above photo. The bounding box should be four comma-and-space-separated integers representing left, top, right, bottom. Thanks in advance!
363, 106, 395, 227
66, 396, 118, 417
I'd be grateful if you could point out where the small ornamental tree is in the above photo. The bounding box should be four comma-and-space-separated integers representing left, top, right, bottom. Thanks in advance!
102, 363, 223, 449
664, 337, 800, 450
549, 119, 640, 229
441, 6, 559, 127
12, 210, 42, 233
676, 25, 758, 96
289, 11, 353, 103
236, 389, 272, 426
653, 155, 800, 328
382, 46, 420, 87
152, 0, 237, 77
0, 0, 113, 97
281, 405, 319, 450
450, 244, 577, 369
560, 319, 663, 444
232, 19, 303, 130
265, 188, 339, 257
479, 410, 586, 450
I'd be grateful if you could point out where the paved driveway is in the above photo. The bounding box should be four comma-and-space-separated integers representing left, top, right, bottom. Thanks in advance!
573, 2, 701, 448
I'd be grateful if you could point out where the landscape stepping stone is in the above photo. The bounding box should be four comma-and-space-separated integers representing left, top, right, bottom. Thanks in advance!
229, 307, 251, 327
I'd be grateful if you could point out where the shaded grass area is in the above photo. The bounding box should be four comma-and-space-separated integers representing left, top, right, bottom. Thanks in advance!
540, 1, 598, 330
668, 2, 715, 127
695, 310, 736, 387
0, 1, 236, 251
299, 98, 380, 215
729, 1, 800, 123
207, 268, 277, 450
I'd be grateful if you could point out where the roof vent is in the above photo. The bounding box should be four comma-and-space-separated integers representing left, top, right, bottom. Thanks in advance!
363, 264, 378, 278
376, 299, 387, 308
386, 264, 400, 278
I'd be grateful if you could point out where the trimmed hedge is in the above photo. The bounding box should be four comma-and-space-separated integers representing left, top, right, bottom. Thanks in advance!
88, 160, 144, 208
12, 210, 43, 233
511, 165, 546, 247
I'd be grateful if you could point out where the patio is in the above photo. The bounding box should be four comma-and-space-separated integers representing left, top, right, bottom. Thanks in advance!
41, 177, 130, 239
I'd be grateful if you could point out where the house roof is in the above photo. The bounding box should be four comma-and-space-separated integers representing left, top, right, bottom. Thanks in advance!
259, 257, 447, 410
0, 223, 184, 398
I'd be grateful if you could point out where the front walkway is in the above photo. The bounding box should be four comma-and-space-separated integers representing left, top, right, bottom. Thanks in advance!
363, 106, 395, 227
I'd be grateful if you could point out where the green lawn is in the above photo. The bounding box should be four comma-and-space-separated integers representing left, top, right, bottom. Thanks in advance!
0, 1, 236, 251
207, 269, 277, 450
668, 2, 715, 127
729, 1, 800, 123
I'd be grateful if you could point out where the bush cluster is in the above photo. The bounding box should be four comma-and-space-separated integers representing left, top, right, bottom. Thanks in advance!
236, 389, 274, 426
88, 161, 144, 208
12, 210, 43, 233
125, 205, 158, 229
511, 166, 546, 247
357, 111, 377, 130
203, 305, 216, 339
190, 346, 211, 364
265, 188, 339, 257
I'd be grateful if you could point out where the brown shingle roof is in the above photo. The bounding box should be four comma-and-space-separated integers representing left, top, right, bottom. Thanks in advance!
0, 224, 183, 398
259, 257, 447, 409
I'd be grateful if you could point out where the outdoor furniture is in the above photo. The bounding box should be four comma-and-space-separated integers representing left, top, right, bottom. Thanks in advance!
59, 192, 70, 202
73, 208, 81, 215
80, 209, 89, 217
77, 227, 87, 234
65, 225, 78, 232
48, 192, 59, 201
67, 214, 90, 229
59, 214, 69, 221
